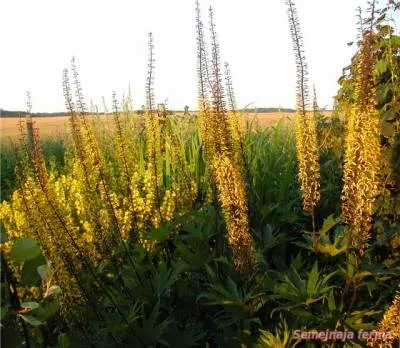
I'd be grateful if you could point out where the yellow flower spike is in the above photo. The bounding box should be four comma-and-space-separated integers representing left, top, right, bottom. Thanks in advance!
391, 235, 400, 249
341, 32, 381, 252
213, 154, 256, 271
295, 112, 321, 214
368, 291, 400, 347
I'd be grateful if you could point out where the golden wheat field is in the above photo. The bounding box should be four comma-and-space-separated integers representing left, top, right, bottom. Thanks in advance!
0, 112, 334, 141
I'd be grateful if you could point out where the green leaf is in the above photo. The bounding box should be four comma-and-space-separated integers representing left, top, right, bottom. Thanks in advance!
0, 228, 8, 244
10, 238, 40, 262
34, 300, 60, 321
327, 290, 336, 312
20, 302, 40, 311
57, 334, 70, 348
305, 296, 324, 306
46, 285, 62, 297
0, 306, 8, 320
19, 314, 43, 326
380, 121, 394, 137
347, 254, 357, 278
375, 59, 387, 74
382, 105, 400, 121
163, 323, 206, 348
317, 243, 347, 256
389, 35, 400, 47
37, 264, 50, 281
148, 222, 172, 243
104, 322, 128, 333
319, 215, 341, 236
21, 255, 46, 286
352, 271, 373, 281
306, 262, 319, 296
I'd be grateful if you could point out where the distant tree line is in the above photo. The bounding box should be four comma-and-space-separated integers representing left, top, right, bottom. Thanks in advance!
0, 110, 69, 118
0, 107, 313, 118
240, 107, 296, 113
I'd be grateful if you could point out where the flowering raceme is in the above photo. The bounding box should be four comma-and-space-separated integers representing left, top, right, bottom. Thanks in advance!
369, 291, 400, 347
295, 113, 321, 214
341, 32, 381, 251
194, 3, 257, 271
213, 154, 256, 270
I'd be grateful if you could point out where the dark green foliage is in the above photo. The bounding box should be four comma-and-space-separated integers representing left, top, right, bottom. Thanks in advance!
316, 113, 344, 220
1, 137, 66, 201
246, 120, 302, 232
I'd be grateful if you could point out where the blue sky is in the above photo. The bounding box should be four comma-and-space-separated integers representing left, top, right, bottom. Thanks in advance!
0, 0, 399, 112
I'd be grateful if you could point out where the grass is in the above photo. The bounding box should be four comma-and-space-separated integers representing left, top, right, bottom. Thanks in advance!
0, 136, 67, 201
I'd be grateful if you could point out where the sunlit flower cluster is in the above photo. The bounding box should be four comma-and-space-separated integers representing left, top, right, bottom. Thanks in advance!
369, 291, 400, 347
295, 113, 321, 213
213, 154, 256, 270
341, 33, 381, 251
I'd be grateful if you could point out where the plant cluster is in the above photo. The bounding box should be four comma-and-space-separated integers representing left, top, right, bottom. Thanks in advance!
1, 1, 399, 347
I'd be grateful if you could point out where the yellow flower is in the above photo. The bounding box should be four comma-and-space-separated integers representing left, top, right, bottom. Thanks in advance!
213, 154, 256, 271
295, 112, 321, 214
82, 232, 93, 243
341, 33, 381, 251
369, 291, 400, 347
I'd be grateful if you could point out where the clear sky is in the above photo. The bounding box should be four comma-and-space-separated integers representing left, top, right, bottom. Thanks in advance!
0, 0, 399, 112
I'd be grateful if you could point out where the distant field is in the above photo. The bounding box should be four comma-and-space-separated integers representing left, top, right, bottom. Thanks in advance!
244, 112, 296, 127
0, 115, 114, 141
1, 116, 71, 141
0, 112, 331, 141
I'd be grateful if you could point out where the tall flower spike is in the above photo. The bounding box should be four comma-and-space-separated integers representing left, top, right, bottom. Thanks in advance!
26, 91, 32, 114
25, 91, 34, 149
195, 0, 215, 161
102, 96, 108, 114
112, 90, 129, 171
70, 57, 102, 170
71, 57, 87, 115
23, 91, 41, 182
124, 84, 133, 113
198, 4, 256, 272
341, 32, 381, 252
209, 6, 227, 117
62, 68, 91, 185
356, 6, 365, 40
224, 61, 246, 169
112, 90, 139, 240
32, 127, 48, 189
286, 0, 320, 223
213, 154, 256, 272
312, 85, 319, 113
63, 69, 83, 156
366, 0, 377, 32
146, 32, 155, 114
224, 62, 237, 112
368, 291, 400, 347
196, 0, 210, 108
89, 99, 96, 114
63, 69, 76, 115
286, 0, 309, 114
208, 6, 232, 157
144, 32, 162, 222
